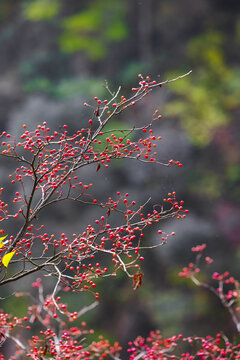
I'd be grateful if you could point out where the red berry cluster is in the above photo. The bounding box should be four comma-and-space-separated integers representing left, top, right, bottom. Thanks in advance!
128, 331, 240, 359
179, 244, 240, 335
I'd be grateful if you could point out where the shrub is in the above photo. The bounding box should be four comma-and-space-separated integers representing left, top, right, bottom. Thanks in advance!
0, 70, 239, 359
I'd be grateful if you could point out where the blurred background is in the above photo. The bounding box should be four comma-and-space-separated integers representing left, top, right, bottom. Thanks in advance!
0, 0, 240, 356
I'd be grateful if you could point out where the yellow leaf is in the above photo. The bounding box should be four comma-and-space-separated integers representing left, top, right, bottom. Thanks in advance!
0, 235, 8, 249
2, 251, 16, 268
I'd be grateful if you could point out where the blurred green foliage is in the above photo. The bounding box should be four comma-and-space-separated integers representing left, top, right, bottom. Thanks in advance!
23, 0, 60, 21
18, 52, 57, 77
226, 164, 240, 199
187, 32, 226, 74
55, 77, 107, 99
235, 17, 240, 44
166, 32, 240, 146
227, 164, 240, 184
150, 290, 195, 336
190, 170, 221, 199
60, 0, 128, 59
120, 61, 151, 85
23, 77, 52, 93
23, 77, 107, 99
2, 294, 28, 317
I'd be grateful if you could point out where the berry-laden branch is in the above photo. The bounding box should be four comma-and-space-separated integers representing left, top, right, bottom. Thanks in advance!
0, 72, 190, 293
179, 244, 240, 334
1, 285, 240, 360
7, 71, 235, 360
0, 71, 239, 359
